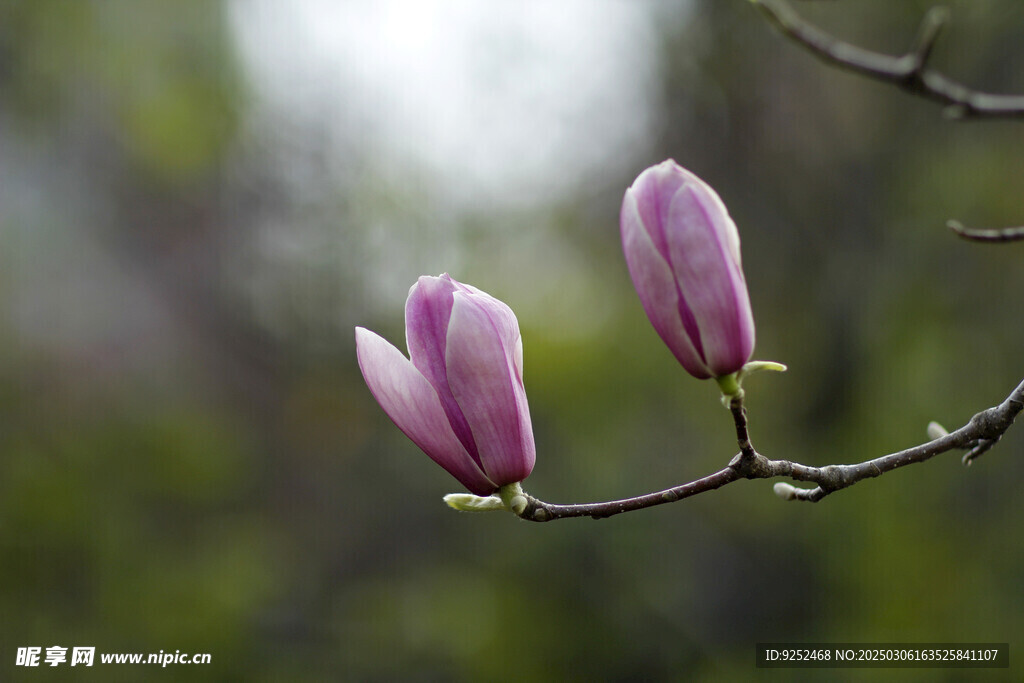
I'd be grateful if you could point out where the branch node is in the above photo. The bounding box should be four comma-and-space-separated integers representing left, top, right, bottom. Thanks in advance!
817, 464, 851, 490
970, 407, 1014, 440
730, 451, 774, 479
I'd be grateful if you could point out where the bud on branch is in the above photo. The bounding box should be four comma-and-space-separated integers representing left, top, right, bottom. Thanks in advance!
620, 160, 756, 381
356, 274, 535, 496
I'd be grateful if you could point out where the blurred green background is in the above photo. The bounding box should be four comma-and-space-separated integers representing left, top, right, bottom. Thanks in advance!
1, 0, 1022, 680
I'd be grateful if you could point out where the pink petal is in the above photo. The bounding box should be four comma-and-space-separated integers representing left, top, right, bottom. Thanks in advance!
629, 160, 685, 262
444, 291, 535, 486
355, 327, 497, 495
665, 183, 755, 376
621, 187, 710, 378
404, 275, 479, 460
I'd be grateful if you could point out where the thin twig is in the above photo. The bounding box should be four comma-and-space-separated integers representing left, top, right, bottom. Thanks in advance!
514, 377, 1024, 521
753, 0, 1024, 241
729, 392, 757, 461
948, 221, 1024, 243
516, 467, 741, 522
751, 0, 1024, 119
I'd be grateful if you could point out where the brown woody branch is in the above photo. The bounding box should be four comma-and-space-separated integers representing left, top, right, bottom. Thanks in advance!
752, 0, 1024, 241
947, 221, 1024, 243
514, 378, 1024, 521
751, 0, 1024, 119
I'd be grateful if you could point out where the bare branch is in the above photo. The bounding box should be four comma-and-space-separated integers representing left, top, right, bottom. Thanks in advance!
907, 7, 948, 75
515, 467, 741, 522
771, 376, 1024, 500
751, 0, 1024, 119
753, 1, 1024, 239
513, 377, 1024, 521
948, 220, 1024, 243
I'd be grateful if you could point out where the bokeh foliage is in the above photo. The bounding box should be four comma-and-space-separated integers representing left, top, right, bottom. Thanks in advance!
0, 0, 1022, 680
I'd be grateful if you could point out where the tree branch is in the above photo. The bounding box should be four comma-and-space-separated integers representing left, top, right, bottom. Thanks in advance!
513, 377, 1024, 521
751, 0, 1024, 119
752, 0, 1024, 241
948, 220, 1024, 243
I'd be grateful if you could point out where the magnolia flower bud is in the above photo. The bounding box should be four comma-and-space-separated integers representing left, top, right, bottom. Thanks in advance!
620, 159, 755, 379
356, 274, 535, 495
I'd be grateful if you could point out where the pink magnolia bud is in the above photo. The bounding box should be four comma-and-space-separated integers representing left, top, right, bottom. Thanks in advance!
356, 274, 535, 495
620, 160, 755, 379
